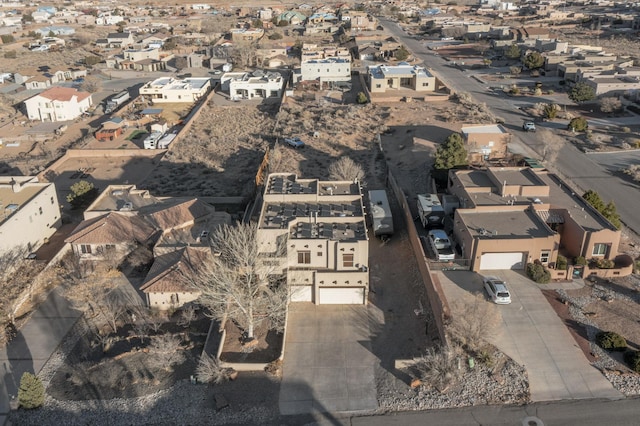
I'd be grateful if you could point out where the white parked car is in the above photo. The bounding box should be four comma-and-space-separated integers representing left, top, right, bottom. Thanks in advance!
483, 276, 512, 304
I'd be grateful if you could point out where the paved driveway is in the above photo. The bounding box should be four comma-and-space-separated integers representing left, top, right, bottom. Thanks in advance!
437, 270, 622, 402
279, 304, 378, 415
0, 288, 81, 417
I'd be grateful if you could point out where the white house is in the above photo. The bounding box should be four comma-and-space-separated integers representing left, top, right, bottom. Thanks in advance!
23, 87, 93, 122
139, 77, 211, 103
96, 13, 124, 26
299, 56, 351, 83
220, 70, 284, 99
0, 176, 61, 255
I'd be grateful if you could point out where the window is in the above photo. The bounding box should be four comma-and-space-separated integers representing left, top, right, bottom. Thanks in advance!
80, 244, 92, 254
39, 207, 43, 215
105, 244, 116, 250
297, 251, 311, 264
593, 243, 608, 256
317, 252, 323, 256
422, 82, 429, 87
342, 253, 354, 268
376, 84, 381, 88
540, 250, 550, 264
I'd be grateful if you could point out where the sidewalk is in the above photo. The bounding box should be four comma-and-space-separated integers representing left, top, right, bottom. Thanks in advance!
0, 288, 81, 422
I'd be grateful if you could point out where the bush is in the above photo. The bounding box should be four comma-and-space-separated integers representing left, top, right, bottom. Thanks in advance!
526, 262, 551, 283
18, 372, 45, 409
3, 50, 16, 59
575, 256, 587, 266
594, 258, 615, 269
621, 126, 631, 133
568, 117, 588, 132
596, 331, 627, 351
356, 92, 368, 104
555, 255, 568, 270
268, 32, 283, 40
624, 351, 640, 373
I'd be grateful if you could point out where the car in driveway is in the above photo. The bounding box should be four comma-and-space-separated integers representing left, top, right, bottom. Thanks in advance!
284, 137, 305, 148
483, 276, 512, 304
522, 121, 536, 132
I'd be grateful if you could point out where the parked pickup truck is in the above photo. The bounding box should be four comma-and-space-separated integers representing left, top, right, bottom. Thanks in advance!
425, 229, 455, 261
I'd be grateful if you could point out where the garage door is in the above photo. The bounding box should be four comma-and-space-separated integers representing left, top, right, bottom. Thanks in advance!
290, 286, 313, 302
318, 288, 365, 304
480, 252, 524, 270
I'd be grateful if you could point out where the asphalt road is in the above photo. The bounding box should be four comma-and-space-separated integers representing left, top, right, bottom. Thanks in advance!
379, 19, 640, 236
351, 396, 640, 426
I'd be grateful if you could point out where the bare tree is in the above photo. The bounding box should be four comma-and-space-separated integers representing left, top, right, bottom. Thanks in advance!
412, 343, 463, 392
599, 97, 622, 114
177, 304, 197, 328
328, 157, 366, 182
186, 222, 287, 341
539, 128, 565, 164
267, 145, 290, 174
59, 254, 118, 317
196, 353, 232, 384
150, 334, 186, 371
232, 43, 257, 68
79, 76, 102, 93
448, 295, 500, 352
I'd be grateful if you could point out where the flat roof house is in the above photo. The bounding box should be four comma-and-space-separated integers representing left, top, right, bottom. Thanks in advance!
461, 124, 510, 163
447, 167, 622, 273
139, 77, 211, 104
257, 174, 369, 305
367, 63, 436, 93
299, 56, 351, 84
0, 176, 61, 255
220, 70, 284, 100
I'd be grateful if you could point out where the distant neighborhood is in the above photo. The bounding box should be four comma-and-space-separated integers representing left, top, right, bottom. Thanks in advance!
0, 0, 640, 425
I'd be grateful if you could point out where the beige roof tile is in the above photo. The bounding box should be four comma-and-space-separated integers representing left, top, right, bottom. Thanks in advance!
65, 212, 157, 245
140, 246, 209, 293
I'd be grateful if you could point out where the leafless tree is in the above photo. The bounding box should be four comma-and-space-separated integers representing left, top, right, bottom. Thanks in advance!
232, 43, 257, 68
196, 353, 232, 384
447, 295, 500, 352
79, 76, 102, 93
97, 291, 128, 334
599, 97, 622, 114
412, 343, 463, 392
185, 222, 287, 341
328, 157, 366, 182
539, 128, 565, 164
150, 334, 186, 371
177, 304, 197, 328
59, 254, 117, 318
267, 145, 290, 174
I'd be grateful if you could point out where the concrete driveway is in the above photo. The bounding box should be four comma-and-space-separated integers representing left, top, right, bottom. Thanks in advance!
436, 270, 622, 402
279, 303, 378, 415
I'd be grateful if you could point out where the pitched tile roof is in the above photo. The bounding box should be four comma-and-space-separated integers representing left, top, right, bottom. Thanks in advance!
140, 246, 209, 293
37, 87, 92, 102
65, 212, 157, 245
142, 198, 213, 231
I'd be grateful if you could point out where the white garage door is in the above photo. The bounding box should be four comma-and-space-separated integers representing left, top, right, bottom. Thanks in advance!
480, 252, 524, 270
318, 288, 365, 304
290, 286, 313, 302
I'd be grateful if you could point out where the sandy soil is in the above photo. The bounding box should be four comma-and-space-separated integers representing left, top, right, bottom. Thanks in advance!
219, 322, 282, 364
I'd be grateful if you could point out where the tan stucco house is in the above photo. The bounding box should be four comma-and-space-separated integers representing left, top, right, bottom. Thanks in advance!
367, 64, 436, 94
0, 176, 61, 255
447, 167, 621, 273
257, 174, 369, 304
461, 124, 511, 164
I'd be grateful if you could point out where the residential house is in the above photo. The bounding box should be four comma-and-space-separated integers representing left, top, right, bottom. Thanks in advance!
67, 185, 231, 308
276, 10, 307, 25
0, 176, 61, 255
367, 64, 436, 94
140, 246, 208, 310
230, 28, 264, 42
139, 77, 211, 104
461, 124, 510, 163
257, 174, 370, 304
582, 75, 640, 96
104, 32, 136, 49
95, 117, 126, 141
23, 87, 93, 122
298, 57, 351, 84
65, 212, 157, 259
96, 13, 124, 26
32, 10, 53, 23
35, 26, 75, 36
220, 70, 284, 99
512, 27, 553, 42
447, 167, 623, 273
